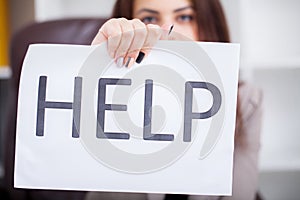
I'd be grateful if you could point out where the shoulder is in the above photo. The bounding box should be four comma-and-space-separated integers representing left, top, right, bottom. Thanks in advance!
238, 82, 263, 121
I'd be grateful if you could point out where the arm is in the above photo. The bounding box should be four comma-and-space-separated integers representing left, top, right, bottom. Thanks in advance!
189, 83, 263, 200
222, 83, 263, 200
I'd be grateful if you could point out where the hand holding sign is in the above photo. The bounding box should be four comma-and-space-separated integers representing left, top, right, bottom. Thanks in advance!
92, 18, 174, 68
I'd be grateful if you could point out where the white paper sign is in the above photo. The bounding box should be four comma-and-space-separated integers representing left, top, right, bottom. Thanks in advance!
15, 41, 240, 195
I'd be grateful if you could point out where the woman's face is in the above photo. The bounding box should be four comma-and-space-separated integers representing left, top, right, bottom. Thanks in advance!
133, 0, 199, 41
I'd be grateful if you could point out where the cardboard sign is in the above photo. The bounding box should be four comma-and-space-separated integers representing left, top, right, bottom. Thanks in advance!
15, 41, 240, 195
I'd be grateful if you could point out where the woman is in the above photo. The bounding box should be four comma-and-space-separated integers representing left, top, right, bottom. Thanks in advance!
87, 0, 262, 199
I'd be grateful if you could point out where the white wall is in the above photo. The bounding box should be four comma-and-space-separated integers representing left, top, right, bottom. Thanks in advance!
34, 0, 116, 21
220, 0, 240, 43
239, 0, 300, 68
253, 68, 300, 171
238, 0, 300, 172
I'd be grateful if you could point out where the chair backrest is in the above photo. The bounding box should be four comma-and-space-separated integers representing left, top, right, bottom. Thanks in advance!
10, 18, 106, 88
5, 18, 106, 200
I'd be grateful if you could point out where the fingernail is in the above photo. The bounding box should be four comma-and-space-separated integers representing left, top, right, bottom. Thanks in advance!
116, 57, 124, 67
124, 57, 133, 68
168, 24, 174, 35
136, 52, 145, 64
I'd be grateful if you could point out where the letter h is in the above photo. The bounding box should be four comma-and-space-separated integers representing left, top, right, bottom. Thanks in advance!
36, 76, 82, 138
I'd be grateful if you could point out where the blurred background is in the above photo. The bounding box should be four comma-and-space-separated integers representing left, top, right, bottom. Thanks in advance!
0, 0, 300, 199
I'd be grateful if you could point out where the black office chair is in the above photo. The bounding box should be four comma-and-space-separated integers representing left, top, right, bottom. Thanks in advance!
4, 18, 106, 200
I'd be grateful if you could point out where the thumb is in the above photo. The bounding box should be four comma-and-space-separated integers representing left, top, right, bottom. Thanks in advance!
160, 24, 174, 40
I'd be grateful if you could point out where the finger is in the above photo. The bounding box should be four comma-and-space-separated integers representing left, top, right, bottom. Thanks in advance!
105, 19, 124, 58
114, 18, 135, 60
143, 24, 162, 49
91, 30, 107, 45
91, 19, 113, 45
160, 24, 174, 40
124, 19, 147, 68
168, 31, 192, 41
92, 19, 123, 58
137, 24, 162, 63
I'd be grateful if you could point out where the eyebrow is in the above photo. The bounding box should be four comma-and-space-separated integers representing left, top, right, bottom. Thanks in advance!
174, 6, 193, 13
136, 6, 193, 15
136, 9, 159, 15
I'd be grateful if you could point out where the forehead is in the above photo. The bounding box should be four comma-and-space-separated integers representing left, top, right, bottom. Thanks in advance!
133, 0, 192, 13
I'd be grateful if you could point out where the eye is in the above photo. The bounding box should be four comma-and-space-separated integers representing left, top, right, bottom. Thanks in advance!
141, 16, 158, 24
177, 15, 194, 22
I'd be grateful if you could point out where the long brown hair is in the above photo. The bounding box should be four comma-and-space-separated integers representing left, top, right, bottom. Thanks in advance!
111, 0, 243, 137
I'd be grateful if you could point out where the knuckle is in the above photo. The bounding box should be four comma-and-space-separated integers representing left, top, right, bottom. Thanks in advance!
131, 19, 147, 40
102, 20, 122, 37
119, 17, 128, 21
131, 18, 141, 23
147, 24, 160, 30
118, 17, 129, 26
147, 24, 162, 37
106, 18, 119, 26
131, 18, 144, 26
